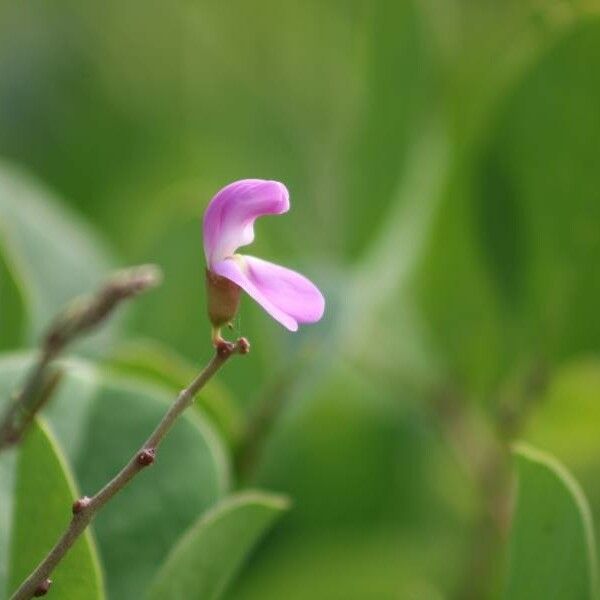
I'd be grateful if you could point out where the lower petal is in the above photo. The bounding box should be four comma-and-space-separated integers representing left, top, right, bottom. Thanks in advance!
211, 255, 325, 331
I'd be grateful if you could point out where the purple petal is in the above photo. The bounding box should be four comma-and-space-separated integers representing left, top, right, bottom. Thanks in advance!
203, 179, 289, 266
211, 255, 325, 331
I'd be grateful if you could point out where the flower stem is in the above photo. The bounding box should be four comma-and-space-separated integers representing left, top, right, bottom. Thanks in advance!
10, 337, 250, 600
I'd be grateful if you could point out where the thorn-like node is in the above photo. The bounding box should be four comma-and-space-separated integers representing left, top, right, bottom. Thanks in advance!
137, 448, 156, 466
216, 340, 235, 358
34, 579, 52, 597
72, 496, 91, 515
236, 337, 250, 355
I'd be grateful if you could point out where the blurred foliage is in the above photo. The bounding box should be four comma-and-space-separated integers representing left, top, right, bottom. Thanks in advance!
149, 492, 289, 600
0, 0, 599, 598
505, 444, 597, 599
2, 419, 104, 599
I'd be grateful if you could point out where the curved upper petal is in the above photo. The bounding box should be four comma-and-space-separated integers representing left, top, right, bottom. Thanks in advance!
203, 179, 289, 266
211, 255, 325, 331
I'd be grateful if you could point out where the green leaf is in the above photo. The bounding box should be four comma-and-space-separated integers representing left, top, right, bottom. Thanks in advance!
0, 248, 25, 352
342, 0, 436, 258
0, 448, 16, 597
415, 19, 600, 395
227, 528, 454, 600
473, 19, 600, 364
0, 160, 116, 353
523, 359, 600, 470
505, 443, 598, 600
149, 491, 289, 600
339, 122, 449, 392
6, 419, 105, 599
0, 352, 230, 600
108, 338, 244, 447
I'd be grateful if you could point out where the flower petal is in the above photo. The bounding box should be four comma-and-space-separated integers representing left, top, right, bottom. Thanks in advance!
203, 179, 289, 266
211, 255, 325, 331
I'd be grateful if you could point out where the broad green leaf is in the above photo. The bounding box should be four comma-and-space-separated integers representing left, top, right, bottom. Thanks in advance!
6, 419, 104, 599
0, 161, 116, 352
149, 491, 289, 600
0, 352, 230, 600
504, 443, 598, 600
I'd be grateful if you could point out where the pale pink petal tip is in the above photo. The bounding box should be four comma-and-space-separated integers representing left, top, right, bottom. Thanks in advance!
203, 179, 289, 266
212, 255, 325, 331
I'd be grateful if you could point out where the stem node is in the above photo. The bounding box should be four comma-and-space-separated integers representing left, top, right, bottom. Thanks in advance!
71, 496, 91, 515
136, 448, 156, 467
33, 580, 51, 597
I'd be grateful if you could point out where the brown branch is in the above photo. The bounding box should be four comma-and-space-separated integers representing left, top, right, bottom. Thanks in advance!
0, 265, 163, 451
10, 337, 250, 600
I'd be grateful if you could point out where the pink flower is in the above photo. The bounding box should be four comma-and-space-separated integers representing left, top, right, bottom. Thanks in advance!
203, 179, 325, 343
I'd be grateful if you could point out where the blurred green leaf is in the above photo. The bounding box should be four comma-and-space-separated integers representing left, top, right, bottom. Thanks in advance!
0, 352, 230, 600
228, 527, 453, 600
416, 18, 600, 396
108, 338, 244, 447
5, 419, 105, 599
0, 249, 25, 352
129, 213, 292, 407
149, 491, 289, 600
522, 359, 600, 559
0, 447, 15, 596
253, 359, 476, 539
524, 359, 600, 469
504, 443, 598, 600
414, 157, 509, 397
339, 122, 448, 392
0, 160, 116, 353
474, 19, 600, 364
343, 0, 437, 258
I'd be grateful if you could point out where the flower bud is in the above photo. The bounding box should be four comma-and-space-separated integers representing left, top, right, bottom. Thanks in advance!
205, 269, 241, 328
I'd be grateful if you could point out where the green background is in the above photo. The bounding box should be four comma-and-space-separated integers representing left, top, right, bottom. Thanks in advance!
0, 1, 599, 598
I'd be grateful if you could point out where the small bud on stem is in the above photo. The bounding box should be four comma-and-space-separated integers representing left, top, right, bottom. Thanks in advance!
33, 580, 51, 597
136, 448, 156, 466
72, 496, 91, 515
237, 337, 251, 354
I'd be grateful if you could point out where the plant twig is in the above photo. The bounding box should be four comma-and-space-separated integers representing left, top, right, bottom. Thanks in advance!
10, 337, 250, 600
0, 264, 163, 451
